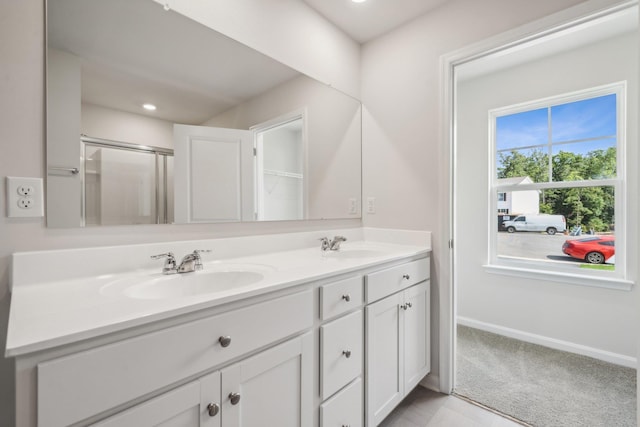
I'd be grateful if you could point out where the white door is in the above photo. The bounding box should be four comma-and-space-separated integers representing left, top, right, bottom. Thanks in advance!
403, 282, 430, 392
221, 333, 313, 427
173, 124, 254, 223
92, 372, 221, 427
366, 292, 403, 427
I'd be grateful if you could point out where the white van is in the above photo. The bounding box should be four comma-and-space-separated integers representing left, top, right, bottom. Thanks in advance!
502, 214, 566, 235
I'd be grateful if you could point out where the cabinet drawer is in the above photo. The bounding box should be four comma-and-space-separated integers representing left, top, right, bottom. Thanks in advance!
320, 377, 362, 427
365, 257, 429, 303
320, 310, 363, 400
37, 290, 313, 427
319, 275, 363, 320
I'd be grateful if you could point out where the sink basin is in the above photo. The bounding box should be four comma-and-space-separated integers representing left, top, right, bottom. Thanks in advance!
125, 271, 264, 299
322, 248, 386, 259
100, 263, 272, 300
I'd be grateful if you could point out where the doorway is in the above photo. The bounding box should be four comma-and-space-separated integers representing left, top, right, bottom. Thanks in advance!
444, 2, 638, 425
253, 112, 307, 221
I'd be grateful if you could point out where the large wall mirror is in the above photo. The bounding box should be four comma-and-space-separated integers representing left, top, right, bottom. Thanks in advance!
46, 0, 362, 227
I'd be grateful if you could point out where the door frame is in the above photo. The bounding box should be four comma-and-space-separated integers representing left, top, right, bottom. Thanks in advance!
438, 0, 636, 394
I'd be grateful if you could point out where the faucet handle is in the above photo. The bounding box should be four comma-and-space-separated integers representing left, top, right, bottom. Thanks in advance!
330, 236, 347, 251
192, 250, 212, 270
193, 249, 212, 255
151, 252, 177, 274
319, 237, 330, 251
151, 252, 175, 259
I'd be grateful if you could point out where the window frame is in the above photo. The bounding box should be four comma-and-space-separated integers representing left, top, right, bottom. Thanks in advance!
486, 82, 631, 289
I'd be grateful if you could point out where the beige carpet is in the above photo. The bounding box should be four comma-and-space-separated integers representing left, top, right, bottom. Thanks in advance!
455, 325, 637, 427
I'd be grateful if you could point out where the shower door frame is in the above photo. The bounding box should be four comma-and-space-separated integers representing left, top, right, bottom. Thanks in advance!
80, 135, 174, 226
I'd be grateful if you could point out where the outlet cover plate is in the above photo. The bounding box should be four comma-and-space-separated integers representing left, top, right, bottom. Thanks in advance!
6, 177, 44, 218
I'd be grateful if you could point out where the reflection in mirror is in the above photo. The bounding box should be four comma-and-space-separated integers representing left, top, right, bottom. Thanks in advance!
82, 137, 174, 226
46, 0, 362, 227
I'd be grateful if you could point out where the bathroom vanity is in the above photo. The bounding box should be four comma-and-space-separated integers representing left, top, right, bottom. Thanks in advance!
6, 229, 431, 427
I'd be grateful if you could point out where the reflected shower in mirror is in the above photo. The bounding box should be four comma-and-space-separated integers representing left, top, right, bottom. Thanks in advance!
46, 0, 362, 227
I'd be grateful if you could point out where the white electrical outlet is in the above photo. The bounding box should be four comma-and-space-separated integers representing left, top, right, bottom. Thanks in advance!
6, 177, 44, 218
348, 198, 358, 215
17, 185, 35, 196
17, 198, 34, 209
366, 197, 376, 214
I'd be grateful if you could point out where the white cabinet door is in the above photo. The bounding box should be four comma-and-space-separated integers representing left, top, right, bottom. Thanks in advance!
365, 292, 403, 427
366, 281, 431, 427
403, 281, 430, 392
92, 372, 221, 427
221, 332, 313, 427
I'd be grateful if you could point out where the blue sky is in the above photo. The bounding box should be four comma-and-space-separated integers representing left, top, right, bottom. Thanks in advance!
496, 94, 617, 152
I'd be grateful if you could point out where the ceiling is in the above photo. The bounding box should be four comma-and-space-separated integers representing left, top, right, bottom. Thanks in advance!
48, 0, 299, 124
456, 5, 638, 81
302, 0, 451, 43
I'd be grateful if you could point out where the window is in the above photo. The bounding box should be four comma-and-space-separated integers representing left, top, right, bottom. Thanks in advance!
488, 83, 627, 287
498, 208, 509, 214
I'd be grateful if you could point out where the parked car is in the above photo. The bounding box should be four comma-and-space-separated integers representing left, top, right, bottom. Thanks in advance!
562, 235, 615, 264
502, 214, 566, 235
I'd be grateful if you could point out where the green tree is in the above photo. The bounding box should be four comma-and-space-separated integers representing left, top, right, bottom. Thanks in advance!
497, 147, 615, 231
498, 149, 548, 182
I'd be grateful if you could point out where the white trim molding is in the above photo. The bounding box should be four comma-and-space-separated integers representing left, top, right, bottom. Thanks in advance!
457, 316, 637, 368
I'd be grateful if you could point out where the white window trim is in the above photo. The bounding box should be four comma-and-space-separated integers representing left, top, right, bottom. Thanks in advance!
486, 82, 630, 288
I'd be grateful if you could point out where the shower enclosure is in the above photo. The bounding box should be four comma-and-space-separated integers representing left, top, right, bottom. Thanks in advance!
81, 136, 174, 226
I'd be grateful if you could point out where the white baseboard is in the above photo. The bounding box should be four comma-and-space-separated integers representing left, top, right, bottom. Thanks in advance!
457, 316, 637, 369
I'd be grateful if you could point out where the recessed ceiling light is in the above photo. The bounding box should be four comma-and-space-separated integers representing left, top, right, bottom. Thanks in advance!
352, 0, 367, 3
143, 103, 157, 111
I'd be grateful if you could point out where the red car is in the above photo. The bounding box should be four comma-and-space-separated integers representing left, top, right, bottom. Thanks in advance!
562, 235, 615, 264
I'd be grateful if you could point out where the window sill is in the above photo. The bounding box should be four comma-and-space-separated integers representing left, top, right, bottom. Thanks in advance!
483, 264, 634, 291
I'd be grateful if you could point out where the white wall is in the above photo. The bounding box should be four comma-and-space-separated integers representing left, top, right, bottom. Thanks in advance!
47, 48, 82, 227
456, 32, 638, 362
205, 75, 362, 220
361, 0, 588, 389
0, 1, 360, 425
511, 190, 540, 215
82, 103, 174, 149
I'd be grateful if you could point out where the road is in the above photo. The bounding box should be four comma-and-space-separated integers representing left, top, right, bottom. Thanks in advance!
497, 232, 588, 265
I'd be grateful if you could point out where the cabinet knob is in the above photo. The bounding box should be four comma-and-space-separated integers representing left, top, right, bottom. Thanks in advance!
219, 336, 231, 347
400, 303, 412, 310
406, 302, 412, 308
402, 274, 410, 280
207, 403, 219, 417
342, 350, 352, 358
229, 392, 241, 405
341, 294, 351, 302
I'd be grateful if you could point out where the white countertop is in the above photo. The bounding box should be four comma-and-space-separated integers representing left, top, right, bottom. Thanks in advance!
6, 229, 430, 358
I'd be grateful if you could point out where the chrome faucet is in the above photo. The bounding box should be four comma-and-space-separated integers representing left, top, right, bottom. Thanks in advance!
150, 252, 178, 274
151, 250, 211, 274
319, 236, 347, 252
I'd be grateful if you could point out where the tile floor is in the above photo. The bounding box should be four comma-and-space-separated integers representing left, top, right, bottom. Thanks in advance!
379, 386, 526, 427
